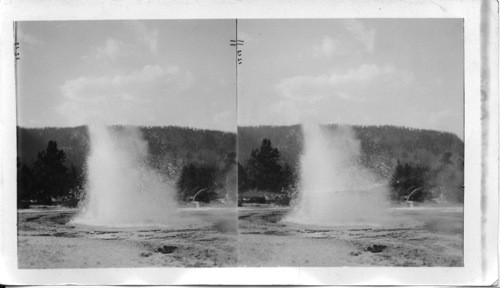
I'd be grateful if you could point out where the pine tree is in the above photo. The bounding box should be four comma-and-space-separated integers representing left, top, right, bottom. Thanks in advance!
32, 140, 68, 204
246, 138, 283, 192
17, 158, 34, 208
238, 162, 248, 192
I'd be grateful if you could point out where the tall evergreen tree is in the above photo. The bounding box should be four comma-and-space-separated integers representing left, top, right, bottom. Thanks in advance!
17, 158, 34, 208
246, 138, 283, 192
238, 162, 248, 192
32, 140, 68, 204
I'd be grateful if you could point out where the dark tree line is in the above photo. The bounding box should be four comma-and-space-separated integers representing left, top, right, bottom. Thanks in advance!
239, 135, 463, 204
17, 140, 83, 208
389, 160, 431, 202
17, 126, 237, 207
176, 152, 237, 204
239, 138, 298, 203
239, 124, 464, 203
389, 150, 464, 203
238, 124, 463, 171
246, 139, 283, 192
176, 164, 220, 203
18, 124, 464, 207
17, 125, 236, 178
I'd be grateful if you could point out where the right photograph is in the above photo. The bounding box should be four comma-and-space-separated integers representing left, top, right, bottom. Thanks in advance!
236, 19, 464, 267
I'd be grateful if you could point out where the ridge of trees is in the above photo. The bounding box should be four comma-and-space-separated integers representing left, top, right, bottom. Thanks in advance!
17, 124, 464, 207
238, 124, 463, 170
18, 125, 236, 172
17, 141, 83, 207
238, 124, 464, 203
17, 125, 237, 207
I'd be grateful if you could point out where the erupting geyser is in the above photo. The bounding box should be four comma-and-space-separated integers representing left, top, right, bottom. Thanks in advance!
286, 123, 388, 226
71, 125, 178, 227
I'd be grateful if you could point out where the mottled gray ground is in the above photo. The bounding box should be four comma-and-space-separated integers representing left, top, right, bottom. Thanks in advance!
18, 205, 462, 268
18, 207, 237, 268
238, 206, 463, 267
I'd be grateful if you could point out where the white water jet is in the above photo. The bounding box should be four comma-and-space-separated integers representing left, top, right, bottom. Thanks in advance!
286, 123, 388, 226
71, 125, 178, 227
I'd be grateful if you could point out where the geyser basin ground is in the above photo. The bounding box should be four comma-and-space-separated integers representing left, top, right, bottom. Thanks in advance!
238, 205, 463, 267
18, 207, 237, 268
18, 205, 463, 267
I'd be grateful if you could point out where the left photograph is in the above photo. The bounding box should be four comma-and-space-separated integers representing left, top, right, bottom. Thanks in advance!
16, 20, 238, 268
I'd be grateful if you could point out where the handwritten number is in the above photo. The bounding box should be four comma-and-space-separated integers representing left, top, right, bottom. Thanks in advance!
230, 38, 243, 65
14, 42, 20, 60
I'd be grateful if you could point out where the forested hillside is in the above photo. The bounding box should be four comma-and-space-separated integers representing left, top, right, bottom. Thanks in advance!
238, 124, 463, 174
18, 126, 236, 172
17, 124, 464, 207
238, 124, 464, 203
17, 126, 90, 175
17, 126, 237, 207
20, 124, 462, 177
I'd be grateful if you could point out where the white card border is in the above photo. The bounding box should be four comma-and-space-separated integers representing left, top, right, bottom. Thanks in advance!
0, 0, 497, 285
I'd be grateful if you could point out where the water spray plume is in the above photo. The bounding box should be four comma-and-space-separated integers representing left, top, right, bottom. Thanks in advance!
71, 125, 178, 227
286, 123, 388, 226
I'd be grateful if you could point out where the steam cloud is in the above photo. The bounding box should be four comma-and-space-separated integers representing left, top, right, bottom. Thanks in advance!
71, 125, 178, 227
286, 123, 388, 226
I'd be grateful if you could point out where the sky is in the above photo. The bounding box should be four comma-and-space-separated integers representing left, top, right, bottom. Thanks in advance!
17, 19, 463, 137
238, 19, 463, 138
17, 20, 236, 132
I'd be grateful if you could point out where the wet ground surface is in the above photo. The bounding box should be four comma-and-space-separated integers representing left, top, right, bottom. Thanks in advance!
18, 208, 238, 268
238, 206, 463, 267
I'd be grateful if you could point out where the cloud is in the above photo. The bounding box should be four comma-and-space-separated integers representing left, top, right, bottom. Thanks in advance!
343, 20, 376, 53
61, 64, 165, 99
57, 65, 193, 124
310, 20, 376, 58
312, 36, 343, 58
277, 64, 411, 102
270, 63, 414, 124
93, 38, 128, 59
127, 21, 159, 55
87, 22, 159, 60
18, 30, 41, 46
